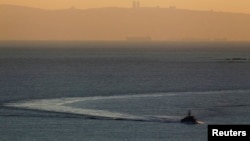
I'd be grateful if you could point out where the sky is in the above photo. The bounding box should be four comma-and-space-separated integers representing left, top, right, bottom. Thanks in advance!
1, 0, 250, 13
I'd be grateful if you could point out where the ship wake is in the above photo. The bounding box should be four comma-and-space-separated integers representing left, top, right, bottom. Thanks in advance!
5, 90, 249, 123
4, 93, 185, 123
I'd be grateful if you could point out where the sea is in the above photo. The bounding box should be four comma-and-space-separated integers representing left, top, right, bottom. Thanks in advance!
0, 41, 250, 141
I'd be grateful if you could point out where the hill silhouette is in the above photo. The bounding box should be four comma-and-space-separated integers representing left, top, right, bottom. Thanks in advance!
1, 5, 250, 41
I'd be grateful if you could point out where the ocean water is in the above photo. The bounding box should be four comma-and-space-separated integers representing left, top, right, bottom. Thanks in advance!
1, 41, 250, 141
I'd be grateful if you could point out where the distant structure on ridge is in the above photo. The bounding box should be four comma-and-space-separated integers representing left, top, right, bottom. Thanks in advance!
132, 1, 140, 8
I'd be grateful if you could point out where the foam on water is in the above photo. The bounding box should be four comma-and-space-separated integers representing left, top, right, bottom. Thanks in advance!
4, 90, 250, 123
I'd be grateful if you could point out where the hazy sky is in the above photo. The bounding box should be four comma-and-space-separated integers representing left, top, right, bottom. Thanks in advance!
1, 0, 250, 13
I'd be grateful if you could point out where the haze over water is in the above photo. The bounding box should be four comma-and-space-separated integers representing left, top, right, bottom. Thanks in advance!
1, 0, 250, 13
1, 1, 250, 41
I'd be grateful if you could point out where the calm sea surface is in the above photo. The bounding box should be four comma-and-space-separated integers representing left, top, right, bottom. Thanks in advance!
1, 41, 250, 141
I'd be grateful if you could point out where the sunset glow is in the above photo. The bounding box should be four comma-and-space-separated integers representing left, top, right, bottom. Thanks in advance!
1, 0, 250, 13
1, 0, 250, 40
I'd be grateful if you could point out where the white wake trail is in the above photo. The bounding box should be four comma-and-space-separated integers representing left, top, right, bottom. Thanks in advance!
4, 93, 180, 122
5, 90, 250, 123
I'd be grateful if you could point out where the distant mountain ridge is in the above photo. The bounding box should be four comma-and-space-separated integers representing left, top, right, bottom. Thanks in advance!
1, 4, 250, 41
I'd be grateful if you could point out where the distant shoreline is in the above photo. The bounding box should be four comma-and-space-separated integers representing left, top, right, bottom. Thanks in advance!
1, 4, 250, 41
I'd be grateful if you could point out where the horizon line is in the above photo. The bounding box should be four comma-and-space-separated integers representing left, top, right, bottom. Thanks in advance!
1, 4, 249, 15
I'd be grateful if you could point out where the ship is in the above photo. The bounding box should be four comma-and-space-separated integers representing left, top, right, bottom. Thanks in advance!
180, 110, 199, 124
